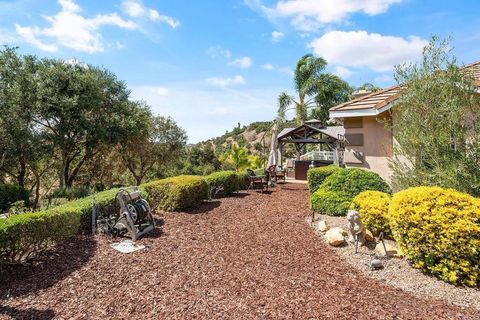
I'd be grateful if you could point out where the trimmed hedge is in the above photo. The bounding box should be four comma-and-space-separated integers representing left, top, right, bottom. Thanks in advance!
204, 171, 239, 198
321, 168, 391, 198
310, 168, 391, 216
307, 165, 342, 193
351, 191, 391, 237
236, 171, 250, 190
142, 175, 208, 212
0, 188, 118, 264
389, 186, 480, 287
310, 189, 351, 217
0, 184, 30, 211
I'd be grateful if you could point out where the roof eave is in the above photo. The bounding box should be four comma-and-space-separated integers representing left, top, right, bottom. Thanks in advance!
329, 101, 394, 119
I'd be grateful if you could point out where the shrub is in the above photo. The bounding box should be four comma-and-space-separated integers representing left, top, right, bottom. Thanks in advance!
142, 175, 208, 212
321, 168, 391, 198
0, 188, 118, 264
49, 186, 91, 200
389, 186, 480, 286
0, 184, 30, 211
204, 171, 239, 198
351, 191, 391, 237
307, 165, 342, 193
310, 189, 352, 216
236, 171, 250, 190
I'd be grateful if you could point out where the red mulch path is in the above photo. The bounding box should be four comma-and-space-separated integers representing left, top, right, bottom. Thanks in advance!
1, 184, 478, 319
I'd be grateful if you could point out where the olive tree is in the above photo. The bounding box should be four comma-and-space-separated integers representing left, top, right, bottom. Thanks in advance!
390, 37, 480, 195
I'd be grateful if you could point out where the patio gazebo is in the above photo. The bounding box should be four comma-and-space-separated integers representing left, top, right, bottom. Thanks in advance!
277, 120, 346, 180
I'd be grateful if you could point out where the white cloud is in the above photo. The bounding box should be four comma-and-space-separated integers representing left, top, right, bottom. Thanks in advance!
121, 0, 180, 28
262, 63, 275, 70
246, 0, 402, 32
15, 0, 138, 53
206, 75, 246, 87
207, 45, 232, 59
309, 30, 427, 72
374, 74, 393, 84
334, 66, 353, 78
228, 56, 253, 68
271, 31, 284, 42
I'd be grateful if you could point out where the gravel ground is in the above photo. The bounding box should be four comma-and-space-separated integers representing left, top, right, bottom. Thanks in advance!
310, 213, 480, 310
1, 183, 479, 319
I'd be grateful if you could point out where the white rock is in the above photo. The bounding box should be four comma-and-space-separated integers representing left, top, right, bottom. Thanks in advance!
325, 227, 346, 246
317, 220, 329, 232
376, 242, 402, 258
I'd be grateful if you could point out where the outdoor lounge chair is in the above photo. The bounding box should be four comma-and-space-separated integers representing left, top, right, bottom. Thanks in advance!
246, 169, 269, 192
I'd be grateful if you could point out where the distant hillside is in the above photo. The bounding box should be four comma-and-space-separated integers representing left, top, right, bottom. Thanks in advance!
197, 120, 297, 156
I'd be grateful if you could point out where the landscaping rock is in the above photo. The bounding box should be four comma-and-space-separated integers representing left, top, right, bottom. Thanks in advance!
376, 242, 402, 258
317, 220, 329, 232
325, 227, 346, 246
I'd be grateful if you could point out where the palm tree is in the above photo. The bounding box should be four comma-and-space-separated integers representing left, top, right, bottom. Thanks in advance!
277, 54, 327, 124
277, 54, 353, 124
228, 144, 250, 171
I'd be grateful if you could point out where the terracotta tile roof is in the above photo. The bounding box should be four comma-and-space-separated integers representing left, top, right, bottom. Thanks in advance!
330, 61, 480, 115
465, 61, 480, 86
329, 86, 402, 112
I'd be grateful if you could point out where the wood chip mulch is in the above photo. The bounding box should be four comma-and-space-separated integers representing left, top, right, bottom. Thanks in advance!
1, 184, 479, 319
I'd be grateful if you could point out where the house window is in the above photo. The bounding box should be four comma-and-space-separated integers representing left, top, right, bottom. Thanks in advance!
344, 118, 363, 128
345, 133, 364, 146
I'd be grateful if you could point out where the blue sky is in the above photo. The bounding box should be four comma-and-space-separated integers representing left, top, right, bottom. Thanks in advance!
1, 0, 479, 142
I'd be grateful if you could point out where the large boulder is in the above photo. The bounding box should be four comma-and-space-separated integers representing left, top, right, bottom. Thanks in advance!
375, 242, 402, 258
325, 227, 346, 246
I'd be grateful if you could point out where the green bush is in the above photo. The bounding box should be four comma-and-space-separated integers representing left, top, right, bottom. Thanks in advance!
388, 186, 480, 287
142, 175, 208, 212
236, 171, 250, 190
204, 171, 239, 198
351, 191, 391, 237
0, 188, 118, 264
310, 189, 352, 216
321, 168, 391, 198
49, 186, 91, 200
0, 184, 30, 212
307, 165, 342, 193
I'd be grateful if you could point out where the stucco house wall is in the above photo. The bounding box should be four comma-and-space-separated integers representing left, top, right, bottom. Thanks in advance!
343, 113, 394, 182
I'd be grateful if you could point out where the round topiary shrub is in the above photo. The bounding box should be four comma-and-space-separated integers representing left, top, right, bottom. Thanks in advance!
0, 184, 30, 212
307, 165, 342, 194
321, 168, 391, 198
351, 191, 391, 237
389, 186, 480, 287
310, 189, 352, 216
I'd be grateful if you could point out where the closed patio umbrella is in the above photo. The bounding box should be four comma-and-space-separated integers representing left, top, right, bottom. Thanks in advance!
267, 121, 278, 168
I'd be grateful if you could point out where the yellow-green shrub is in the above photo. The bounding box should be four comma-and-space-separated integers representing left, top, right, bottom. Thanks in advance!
142, 175, 208, 212
351, 191, 391, 237
389, 186, 480, 286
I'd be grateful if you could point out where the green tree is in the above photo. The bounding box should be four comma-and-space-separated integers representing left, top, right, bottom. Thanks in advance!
390, 36, 480, 195
225, 144, 250, 171
356, 82, 381, 92
34, 59, 143, 188
277, 54, 352, 124
120, 111, 187, 185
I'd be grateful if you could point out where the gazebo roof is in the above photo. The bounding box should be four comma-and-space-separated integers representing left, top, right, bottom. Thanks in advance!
278, 123, 345, 142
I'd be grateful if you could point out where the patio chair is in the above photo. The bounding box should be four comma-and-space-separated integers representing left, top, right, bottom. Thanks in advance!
246, 169, 269, 192
267, 165, 286, 183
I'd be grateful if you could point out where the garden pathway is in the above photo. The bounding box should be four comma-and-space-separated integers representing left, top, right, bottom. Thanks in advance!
1, 184, 479, 319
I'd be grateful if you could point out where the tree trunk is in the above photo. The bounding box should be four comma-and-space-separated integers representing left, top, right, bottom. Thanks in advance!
17, 160, 26, 187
